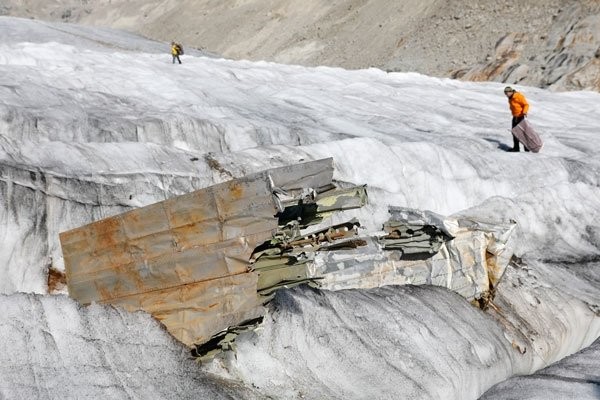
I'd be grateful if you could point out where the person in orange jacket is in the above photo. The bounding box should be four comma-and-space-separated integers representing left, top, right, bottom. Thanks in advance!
504, 86, 529, 152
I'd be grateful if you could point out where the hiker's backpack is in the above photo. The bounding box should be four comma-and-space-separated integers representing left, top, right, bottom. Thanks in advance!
176, 44, 184, 55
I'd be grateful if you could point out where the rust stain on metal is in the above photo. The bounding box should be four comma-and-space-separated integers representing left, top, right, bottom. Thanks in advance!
93, 217, 123, 249
230, 182, 244, 200
486, 250, 504, 288
97, 283, 112, 301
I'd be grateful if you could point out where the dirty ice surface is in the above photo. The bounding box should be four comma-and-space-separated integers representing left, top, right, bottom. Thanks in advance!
1, 16, 600, 400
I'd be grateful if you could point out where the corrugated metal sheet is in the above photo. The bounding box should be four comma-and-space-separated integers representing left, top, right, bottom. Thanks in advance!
60, 158, 335, 347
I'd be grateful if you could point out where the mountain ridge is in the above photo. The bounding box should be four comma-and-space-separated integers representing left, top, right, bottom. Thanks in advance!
2, 0, 600, 91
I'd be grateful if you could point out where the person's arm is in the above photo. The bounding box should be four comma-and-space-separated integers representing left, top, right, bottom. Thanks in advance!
518, 93, 529, 116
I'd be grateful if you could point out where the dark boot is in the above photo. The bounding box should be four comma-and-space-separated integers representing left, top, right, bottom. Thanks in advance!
510, 134, 520, 152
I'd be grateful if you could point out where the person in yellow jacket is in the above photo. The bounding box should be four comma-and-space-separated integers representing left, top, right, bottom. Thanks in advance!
171, 41, 182, 64
504, 86, 529, 152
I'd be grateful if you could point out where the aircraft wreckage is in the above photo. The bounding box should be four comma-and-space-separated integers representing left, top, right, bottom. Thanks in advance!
60, 158, 516, 358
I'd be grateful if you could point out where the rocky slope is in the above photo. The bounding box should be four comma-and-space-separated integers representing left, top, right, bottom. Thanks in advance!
2, 1, 600, 90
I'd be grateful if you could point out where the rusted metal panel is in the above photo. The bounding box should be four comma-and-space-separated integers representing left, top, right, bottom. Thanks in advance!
109, 273, 264, 347
60, 158, 336, 347
66, 232, 269, 304
61, 176, 278, 304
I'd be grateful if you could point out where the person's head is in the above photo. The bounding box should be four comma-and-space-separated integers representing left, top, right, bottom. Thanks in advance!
171, 41, 175, 45
504, 86, 515, 97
